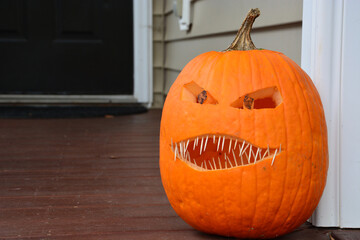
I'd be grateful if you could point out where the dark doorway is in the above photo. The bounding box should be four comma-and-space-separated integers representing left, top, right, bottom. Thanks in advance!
0, 0, 133, 95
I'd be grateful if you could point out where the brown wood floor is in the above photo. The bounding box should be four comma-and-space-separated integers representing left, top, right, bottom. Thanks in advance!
0, 109, 353, 239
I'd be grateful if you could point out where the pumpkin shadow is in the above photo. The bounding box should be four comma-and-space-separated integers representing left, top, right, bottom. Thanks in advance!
193, 230, 235, 239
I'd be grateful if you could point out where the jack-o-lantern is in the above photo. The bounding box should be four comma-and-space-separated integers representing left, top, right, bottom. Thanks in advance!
159, 9, 328, 239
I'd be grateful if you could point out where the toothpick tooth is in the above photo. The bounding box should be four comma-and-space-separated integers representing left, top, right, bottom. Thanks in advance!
243, 143, 250, 153
227, 156, 233, 168
279, 144, 282, 153
200, 137, 204, 155
259, 149, 262, 161
232, 150, 238, 166
271, 149, 278, 166
213, 135, 216, 143
266, 145, 270, 157
184, 152, 188, 163
221, 136, 225, 151
204, 161, 208, 170
204, 135, 209, 152
239, 140, 246, 156
241, 142, 250, 158
228, 139, 232, 153
249, 145, 253, 163
174, 144, 177, 161
185, 139, 190, 152
182, 142, 186, 159
244, 152, 249, 164
218, 157, 222, 169
225, 160, 227, 169
192, 158, 196, 166
179, 142, 184, 159
196, 137, 199, 146
217, 136, 221, 151
212, 158, 217, 170
208, 160, 213, 170
254, 148, 260, 164
234, 139, 238, 150
193, 139, 196, 150
240, 154, 244, 165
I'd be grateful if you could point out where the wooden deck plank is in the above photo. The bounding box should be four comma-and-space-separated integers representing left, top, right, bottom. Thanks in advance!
0, 194, 169, 209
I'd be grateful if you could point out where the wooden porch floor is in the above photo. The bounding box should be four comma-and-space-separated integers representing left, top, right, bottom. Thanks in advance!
0, 110, 353, 239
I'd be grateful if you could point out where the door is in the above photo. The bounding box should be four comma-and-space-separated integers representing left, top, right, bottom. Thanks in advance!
0, 0, 133, 96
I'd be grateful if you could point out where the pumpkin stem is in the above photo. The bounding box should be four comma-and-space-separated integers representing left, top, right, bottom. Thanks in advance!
225, 8, 260, 51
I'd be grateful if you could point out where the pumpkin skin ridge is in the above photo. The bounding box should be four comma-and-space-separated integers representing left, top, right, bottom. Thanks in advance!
257, 50, 323, 236
276, 53, 328, 229
270, 52, 317, 232
254, 50, 294, 236
272, 53, 313, 231
265, 50, 314, 234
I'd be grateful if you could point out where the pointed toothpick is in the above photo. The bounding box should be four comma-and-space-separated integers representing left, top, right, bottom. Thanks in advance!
254, 148, 260, 164
174, 144, 177, 161
244, 152, 249, 164
249, 145, 253, 162
228, 139, 232, 153
208, 160, 213, 170
221, 136, 226, 151
271, 149, 278, 166
232, 150, 238, 166
217, 136, 221, 151
179, 142, 184, 159
204, 135, 209, 152
185, 139, 190, 152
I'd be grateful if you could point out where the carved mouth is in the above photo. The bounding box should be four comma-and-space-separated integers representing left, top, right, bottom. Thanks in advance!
171, 134, 282, 171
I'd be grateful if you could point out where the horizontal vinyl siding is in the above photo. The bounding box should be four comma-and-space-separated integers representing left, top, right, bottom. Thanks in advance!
165, 23, 302, 71
165, 0, 303, 41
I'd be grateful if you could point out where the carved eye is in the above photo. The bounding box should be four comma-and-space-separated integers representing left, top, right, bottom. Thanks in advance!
231, 86, 283, 110
182, 81, 218, 105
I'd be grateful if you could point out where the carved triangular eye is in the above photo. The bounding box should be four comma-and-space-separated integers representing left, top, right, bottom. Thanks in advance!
182, 81, 218, 105
231, 86, 282, 109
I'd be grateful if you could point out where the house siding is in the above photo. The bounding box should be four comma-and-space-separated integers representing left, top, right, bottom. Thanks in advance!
152, 0, 303, 107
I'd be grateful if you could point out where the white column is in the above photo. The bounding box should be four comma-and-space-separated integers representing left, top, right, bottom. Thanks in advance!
302, 0, 360, 228
133, 0, 153, 105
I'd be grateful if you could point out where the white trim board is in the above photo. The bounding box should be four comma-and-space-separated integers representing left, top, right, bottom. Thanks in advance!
0, 94, 137, 104
133, 0, 153, 106
0, 1, 153, 106
302, 0, 360, 228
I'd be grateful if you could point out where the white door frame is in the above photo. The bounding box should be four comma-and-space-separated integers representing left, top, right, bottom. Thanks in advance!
0, 0, 153, 107
302, 0, 360, 228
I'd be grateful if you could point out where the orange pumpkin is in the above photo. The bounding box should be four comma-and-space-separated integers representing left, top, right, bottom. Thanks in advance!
159, 9, 328, 239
